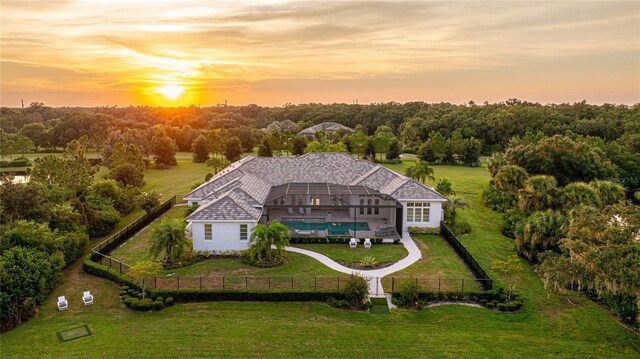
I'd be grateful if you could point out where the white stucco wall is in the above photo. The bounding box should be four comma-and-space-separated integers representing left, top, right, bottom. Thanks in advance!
191, 221, 256, 253
400, 201, 444, 231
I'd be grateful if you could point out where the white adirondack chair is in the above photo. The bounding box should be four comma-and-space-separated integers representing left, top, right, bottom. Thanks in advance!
82, 291, 94, 306
349, 238, 358, 248
57, 296, 68, 311
364, 238, 372, 249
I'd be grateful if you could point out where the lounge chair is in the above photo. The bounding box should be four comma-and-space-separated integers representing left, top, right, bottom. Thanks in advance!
82, 291, 94, 306
299, 207, 305, 215
349, 238, 358, 248
288, 207, 294, 215
57, 296, 68, 311
364, 238, 372, 249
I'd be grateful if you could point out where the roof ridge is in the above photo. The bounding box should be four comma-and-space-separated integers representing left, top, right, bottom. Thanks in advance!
184, 156, 254, 198
352, 166, 382, 185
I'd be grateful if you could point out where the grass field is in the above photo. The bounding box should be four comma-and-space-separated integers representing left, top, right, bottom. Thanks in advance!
380, 234, 481, 292
291, 243, 408, 266
2, 156, 639, 358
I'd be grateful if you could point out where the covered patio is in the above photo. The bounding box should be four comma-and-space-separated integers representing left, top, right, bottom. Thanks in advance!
261, 182, 403, 239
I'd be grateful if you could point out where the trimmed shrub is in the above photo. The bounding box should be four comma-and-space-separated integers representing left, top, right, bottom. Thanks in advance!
397, 281, 421, 307
327, 297, 349, 309
342, 274, 369, 308
119, 290, 128, 296
512, 301, 523, 309
131, 298, 153, 311
479, 299, 488, 306
155, 296, 164, 302
485, 302, 495, 309
506, 302, 518, 312
164, 297, 175, 306
416, 300, 426, 310
497, 303, 508, 312
120, 286, 130, 291
151, 301, 165, 311
408, 227, 440, 235
124, 297, 138, 308
127, 289, 135, 295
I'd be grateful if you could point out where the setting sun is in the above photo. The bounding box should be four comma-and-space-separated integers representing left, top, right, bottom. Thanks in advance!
156, 85, 184, 100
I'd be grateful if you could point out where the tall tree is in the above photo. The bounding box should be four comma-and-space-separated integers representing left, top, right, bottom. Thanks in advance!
404, 160, 435, 183
151, 135, 178, 169
127, 261, 162, 299
191, 134, 209, 163
224, 136, 243, 162
148, 218, 189, 263
248, 221, 290, 264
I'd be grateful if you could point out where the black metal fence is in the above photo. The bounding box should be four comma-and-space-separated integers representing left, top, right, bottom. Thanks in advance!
148, 275, 352, 292
385, 277, 492, 293
90, 195, 176, 262
440, 222, 493, 290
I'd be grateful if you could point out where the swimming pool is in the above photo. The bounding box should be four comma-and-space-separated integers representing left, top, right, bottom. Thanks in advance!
281, 218, 370, 236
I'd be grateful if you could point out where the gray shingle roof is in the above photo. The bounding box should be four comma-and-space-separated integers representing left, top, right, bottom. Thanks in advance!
298, 122, 354, 135
185, 153, 445, 222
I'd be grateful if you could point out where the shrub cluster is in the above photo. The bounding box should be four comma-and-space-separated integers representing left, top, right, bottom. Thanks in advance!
408, 227, 440, 235
119, 286, 174, 311
391, 288, 524, 313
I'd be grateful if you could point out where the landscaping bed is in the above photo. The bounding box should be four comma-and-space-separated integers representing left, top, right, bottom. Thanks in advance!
291, 243, 408, 269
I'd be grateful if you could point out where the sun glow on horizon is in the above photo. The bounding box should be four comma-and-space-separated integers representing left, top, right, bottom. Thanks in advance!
156, 85, 185, 100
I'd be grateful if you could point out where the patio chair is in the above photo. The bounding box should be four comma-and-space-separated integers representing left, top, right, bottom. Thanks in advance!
364, 238, 372, 249
82, 291, 94, 306
57, 296, 68, 311
349, 238, 358, 248
288, 207, 294, 215
299, 207, 305, 215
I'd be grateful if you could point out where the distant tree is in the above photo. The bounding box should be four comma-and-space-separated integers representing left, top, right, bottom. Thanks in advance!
491, 255, 524, 301
350, 131, 368, 158
405, 160, 435, 183
342, 274, 369, 308
373, 134, 390, 160
257, 137, 273, 157
436, 178, 455, 196
127, 261, 162, 299
206, 156, 230, 175
110, 163, 144, 188
291, 136, 307, 156
14, 135, 34, 157
517, 175, 557, 213
488, 152, 507, 177
386, 140, 401, 162
418, 142, 437, 163
206, 128, 228, 158
514, 210, 568, 262
224, 136, 243, 162
228, 126, 257, 151
191, 135, 209, 163
365, 138, 376, 160
0, 181, 50, 224
589, 180, 626, 207
557, 182, 600, 212
304, 139, 347, 153
137, 190, 162, 213
151, 135, 177, 169
0, 130, 16, 161
460, 137, 482, 167
443, 197, 468, 225
491, 165, 528, 193
148, 218, 189, 263
19, 123, 49, 151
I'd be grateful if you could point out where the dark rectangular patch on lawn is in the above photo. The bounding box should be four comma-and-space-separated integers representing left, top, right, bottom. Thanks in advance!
56, 325, 92, 342
369, 297, 390, 314
370, 305, 390, 314
370, 297, 388, 306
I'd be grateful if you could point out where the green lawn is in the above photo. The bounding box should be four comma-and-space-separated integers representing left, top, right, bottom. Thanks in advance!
2, 156, 639, 358
291, 243, 408, 266
110, 206, 187, 264
142, 158, 211, 199
381, 235, 481, 292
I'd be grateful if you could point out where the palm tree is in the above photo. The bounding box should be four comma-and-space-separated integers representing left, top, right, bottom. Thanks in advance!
436, 178, 455, 196
249, 221, 290, 263
518, 175, 557, 213
444, 197, 468, 225
405, 160, 435, 183
148, 218, 189, 262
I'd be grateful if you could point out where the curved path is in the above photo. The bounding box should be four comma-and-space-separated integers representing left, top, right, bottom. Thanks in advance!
283, 232, 421, 296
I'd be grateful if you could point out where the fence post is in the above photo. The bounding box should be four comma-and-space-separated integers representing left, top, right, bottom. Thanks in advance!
119, 261, 122, 274
222, 277, 225, 290
462, 279, 465, 292
376, 277, 379, 296
438, 278, 441, 291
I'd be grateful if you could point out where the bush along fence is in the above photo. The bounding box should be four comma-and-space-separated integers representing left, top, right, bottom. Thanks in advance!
385, 277, 492, 293
440, 222, 493, 290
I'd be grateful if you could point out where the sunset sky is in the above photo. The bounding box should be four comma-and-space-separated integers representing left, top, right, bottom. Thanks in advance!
1, 0, 639, 107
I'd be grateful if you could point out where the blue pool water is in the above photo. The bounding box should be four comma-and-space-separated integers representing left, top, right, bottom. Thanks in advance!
281, 218, 370, 236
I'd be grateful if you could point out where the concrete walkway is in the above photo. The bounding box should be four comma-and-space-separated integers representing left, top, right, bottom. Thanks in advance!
284, 232, 421, 296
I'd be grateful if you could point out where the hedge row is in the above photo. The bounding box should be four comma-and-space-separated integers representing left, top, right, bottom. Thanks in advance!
408, 226, 441, 235
83, 255, 141, 289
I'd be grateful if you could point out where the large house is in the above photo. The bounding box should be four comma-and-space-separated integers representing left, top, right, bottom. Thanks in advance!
298, 122, 354, 137
184, 153, 446, 252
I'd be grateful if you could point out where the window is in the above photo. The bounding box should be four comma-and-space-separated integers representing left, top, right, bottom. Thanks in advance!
204, 224, 213, 240
367, 198, 372, 215
311, 196, 320, 205
406, 202, 430, 223
359, 198, 365, 215
374, 199, 380, 215
240, 224, 248, 241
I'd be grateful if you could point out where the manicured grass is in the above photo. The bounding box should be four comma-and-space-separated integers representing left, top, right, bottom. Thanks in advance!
291, 243, 408, 266
381, 235, 480, 292
143, 158, 211, 199
2, 156, 639, 357
110, 206, 186, 264
164, 252, 342, 278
